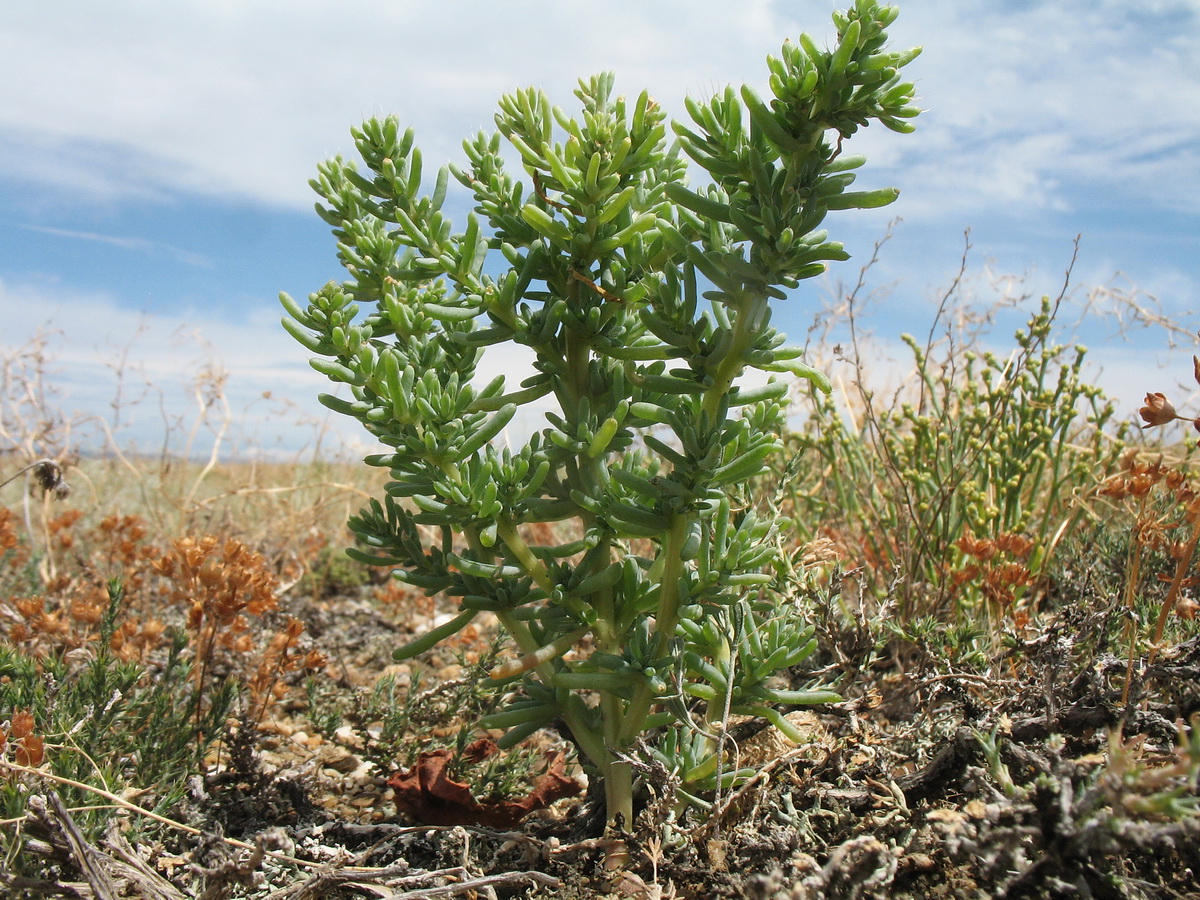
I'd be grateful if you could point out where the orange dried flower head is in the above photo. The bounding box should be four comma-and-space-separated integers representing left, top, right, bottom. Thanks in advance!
15, 733, 45, 767
9, 710, 35, 740
994, 532, 1034, 559
951, 565, 981, 587
48, 509, 82, 536
69, 595, 105, 625
1140, 392, 1179, 428
232, 633, 255, 653
995, 562, 1034, 588
1130, 473, 1156, 497
0, 508, 18, 551
956, 532, 996, 561
1099, 476, 1129, 499
14, 597, 43, 619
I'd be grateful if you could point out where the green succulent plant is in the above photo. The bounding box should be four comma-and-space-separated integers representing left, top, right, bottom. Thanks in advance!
281, 0, 920, 829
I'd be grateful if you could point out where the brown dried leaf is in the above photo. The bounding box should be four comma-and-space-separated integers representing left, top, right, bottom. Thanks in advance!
387, 738, 581, 828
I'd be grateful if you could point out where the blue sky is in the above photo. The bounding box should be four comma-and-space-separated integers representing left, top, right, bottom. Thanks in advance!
2, 0, 1199, 458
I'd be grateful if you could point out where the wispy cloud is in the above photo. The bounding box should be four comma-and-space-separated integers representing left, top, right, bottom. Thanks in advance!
2, 269, 1175, 460
1, 276, 553, 458
21, 225, 211, 267
852, 1, 1200, 221
0, 0, 810, 209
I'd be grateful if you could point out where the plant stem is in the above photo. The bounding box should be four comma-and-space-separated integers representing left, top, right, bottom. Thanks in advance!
1147, 501, 1200, 667
496, 521, 555, 594
492, 609, 608, 770
616, 513, 690, 747
703, 293, 765, 422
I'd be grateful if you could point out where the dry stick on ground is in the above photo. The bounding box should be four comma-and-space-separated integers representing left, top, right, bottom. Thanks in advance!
102, 820, 192, 900
38, 793, 121, 900
0, 760, 324, 871
265, 867, 561, 900
10, 793, 188, 900
258, 863, 416, 900
3, 760, 564, 895
14, 798, 561, 900
376, 870, 562, 899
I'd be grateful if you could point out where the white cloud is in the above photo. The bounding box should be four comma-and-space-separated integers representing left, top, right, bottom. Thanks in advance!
2, 0, 1197, 461
3, 0, 1194, 228
21, 225, 212, 267
2, 277, 552, 459
2, 273, 802, 462
0, 0, 814, 210
880, 1, 1200, 220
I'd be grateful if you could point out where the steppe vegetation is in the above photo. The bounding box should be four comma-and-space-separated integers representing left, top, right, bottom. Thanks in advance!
5, 0, 1200, 894
4, 247, 1200, 898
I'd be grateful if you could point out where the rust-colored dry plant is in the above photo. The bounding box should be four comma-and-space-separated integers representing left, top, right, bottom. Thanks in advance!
1, 451, 340, 878
952, 529, 1038, 634
245, 616, 327, 725
1098, 450, 1200, 703
150, 533, 321, 727
0, 709, 46, 770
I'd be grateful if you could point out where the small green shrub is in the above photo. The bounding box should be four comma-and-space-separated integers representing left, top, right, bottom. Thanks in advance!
785, 290, 1125, 624
282, 0, 920, 828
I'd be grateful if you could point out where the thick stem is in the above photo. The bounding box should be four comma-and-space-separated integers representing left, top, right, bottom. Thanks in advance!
496, 520, 555, 594
702, 293, 768, 422
555, 295, 639, 826
489, 624, 592, 678
605, 294, 771, 815
605, 758, 636, 833
493, 609, 608, 769
616, 513, 690, 746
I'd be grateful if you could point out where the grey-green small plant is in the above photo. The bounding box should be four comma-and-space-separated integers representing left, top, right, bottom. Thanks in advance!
0, 581, 234, 875
789, 276, 1123, 622
282, 0, 919, 829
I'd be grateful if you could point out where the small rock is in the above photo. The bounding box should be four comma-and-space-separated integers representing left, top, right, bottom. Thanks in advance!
334, 725, 362, 748
318, 745, 361, 774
